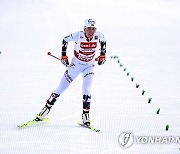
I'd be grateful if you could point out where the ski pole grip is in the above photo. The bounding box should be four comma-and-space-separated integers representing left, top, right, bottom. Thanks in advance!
95, 57, 99, 61
47, 52, 51, 55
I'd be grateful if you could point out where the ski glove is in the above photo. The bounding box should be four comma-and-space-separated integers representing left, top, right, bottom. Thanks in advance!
61, 55, 69, 67
96, 55, 106, 65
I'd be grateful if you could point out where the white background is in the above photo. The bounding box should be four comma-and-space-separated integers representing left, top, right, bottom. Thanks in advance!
0, 0, 180, 153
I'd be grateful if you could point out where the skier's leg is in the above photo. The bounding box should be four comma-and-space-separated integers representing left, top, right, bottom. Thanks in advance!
82, 66, 94, 96
53, 69, 77, 95
82, 94, 91, 126
82, 66, 94, 126
36, 63, 80, 120
36, 93, 60, 120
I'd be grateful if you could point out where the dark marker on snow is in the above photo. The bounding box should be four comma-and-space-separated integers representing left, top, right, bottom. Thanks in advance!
136, 84, 140, 88
165, 124, 169, 131
156, 108, 160, 114
148, 98, 152, 103
131, 77, 134, 81
142, 90, 145, 95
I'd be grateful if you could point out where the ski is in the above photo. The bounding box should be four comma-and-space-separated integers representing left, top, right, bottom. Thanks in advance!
78, 123, 100, 132
18, 118, 49, 128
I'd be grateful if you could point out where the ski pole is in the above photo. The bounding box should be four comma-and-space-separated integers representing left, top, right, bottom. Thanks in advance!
47, 52, 61, 61
48, 51, 99, 61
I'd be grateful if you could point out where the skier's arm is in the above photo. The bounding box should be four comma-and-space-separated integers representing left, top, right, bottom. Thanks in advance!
100, 41, 106, 55
97, 33, 106, 65
61, 32, 79, 66
99, 32, 106, 54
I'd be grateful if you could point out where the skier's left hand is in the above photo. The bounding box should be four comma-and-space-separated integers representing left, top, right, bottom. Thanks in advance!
96, 55, 106, 65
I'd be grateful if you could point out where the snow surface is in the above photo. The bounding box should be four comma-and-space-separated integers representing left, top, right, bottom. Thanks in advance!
0, 0, 180, 153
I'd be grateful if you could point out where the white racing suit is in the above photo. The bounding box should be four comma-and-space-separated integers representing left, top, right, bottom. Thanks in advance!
36, 31, 106, 122
54, 31, 106, 96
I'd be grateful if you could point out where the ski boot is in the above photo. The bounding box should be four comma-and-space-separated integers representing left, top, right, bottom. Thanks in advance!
82, 110, 90, 126
35, 93, 59, 121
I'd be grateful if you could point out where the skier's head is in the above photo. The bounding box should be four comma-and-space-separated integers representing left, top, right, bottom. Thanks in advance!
84, 19, 96, 29
84, 19, 96, 39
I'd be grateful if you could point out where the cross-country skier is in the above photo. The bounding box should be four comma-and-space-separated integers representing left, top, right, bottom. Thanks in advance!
35, 19, 106, 126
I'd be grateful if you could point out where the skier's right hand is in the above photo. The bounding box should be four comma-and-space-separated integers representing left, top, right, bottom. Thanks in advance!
61, 55, 69, 67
